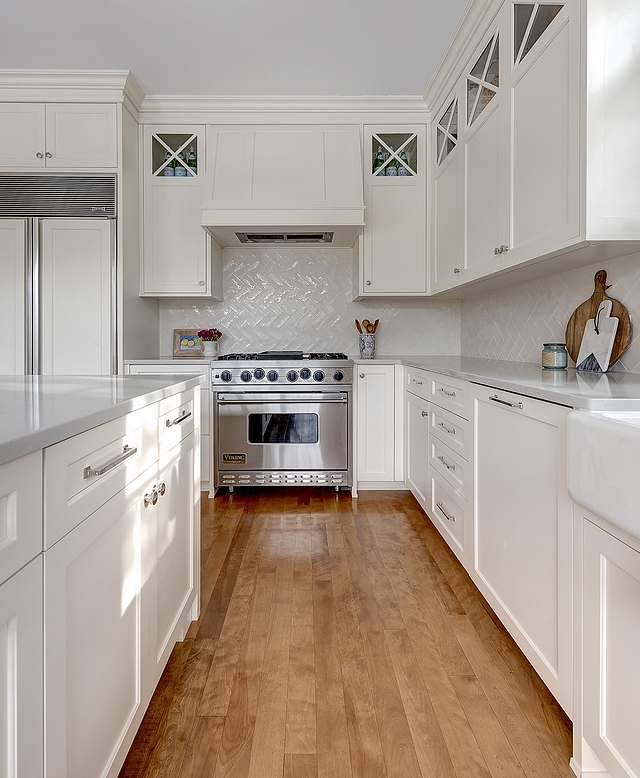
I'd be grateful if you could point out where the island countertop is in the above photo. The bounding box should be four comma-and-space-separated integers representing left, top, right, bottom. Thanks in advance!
0, 374, 204, 466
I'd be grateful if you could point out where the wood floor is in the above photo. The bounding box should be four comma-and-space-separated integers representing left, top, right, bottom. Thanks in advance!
118, 488, 574, 778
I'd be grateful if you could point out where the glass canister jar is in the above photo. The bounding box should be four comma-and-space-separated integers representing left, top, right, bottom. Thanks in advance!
541, 343, 568, 370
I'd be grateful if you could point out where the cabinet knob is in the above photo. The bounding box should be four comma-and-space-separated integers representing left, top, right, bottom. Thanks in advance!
36, 152, 43, 159
494, 245, 510, 255
199, 280, 205, 286
421, 410, 428, 417
453, 267, 461, 274
45, 152, 52, 159
158, 482, 166, 496
366, 280, 371, 286
359, 373, 365, 378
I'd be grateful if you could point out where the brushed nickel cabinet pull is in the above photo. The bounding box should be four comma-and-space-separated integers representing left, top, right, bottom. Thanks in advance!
437, 455, 456, 471
83, 444, 137, 479
436, 502, 456, 522
439, 388, 456, 398
489, 394, 523, 410
166, 410, 192, 427
437, 422, 456, 435
411, 378, 423, 385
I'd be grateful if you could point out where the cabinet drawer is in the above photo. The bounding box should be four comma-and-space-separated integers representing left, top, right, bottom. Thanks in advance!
429, 466, 467, 559
406, 367, 430, 401
430, 437, 468, 498
429, 374, 469, 419
158, 389, 197, 455
44, 406, 158, 549
430, 404, 469, 460
0, 450, 43, 585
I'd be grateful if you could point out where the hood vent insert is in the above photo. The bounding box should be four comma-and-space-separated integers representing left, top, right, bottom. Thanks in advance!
236, 231, 334, 245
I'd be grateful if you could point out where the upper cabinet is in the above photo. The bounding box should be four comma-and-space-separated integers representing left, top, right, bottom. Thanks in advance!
140, 126, 222, 299
354, 125, 427, 297
0, 103, 118, 169
430, 0, 640, 297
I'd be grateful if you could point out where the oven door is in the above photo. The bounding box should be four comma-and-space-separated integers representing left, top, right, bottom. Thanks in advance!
216, 391, 349, 471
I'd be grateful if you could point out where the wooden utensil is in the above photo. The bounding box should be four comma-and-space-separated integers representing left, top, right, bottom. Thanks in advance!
355, 319, 363, 334
362, 319, 371, 330
565, 270, 631, 369
373, 319, 379, 333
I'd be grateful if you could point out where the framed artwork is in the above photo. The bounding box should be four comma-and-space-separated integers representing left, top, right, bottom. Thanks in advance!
172, 329, 203, 358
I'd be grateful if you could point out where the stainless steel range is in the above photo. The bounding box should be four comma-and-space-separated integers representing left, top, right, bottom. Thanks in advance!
212, 351, 353, 491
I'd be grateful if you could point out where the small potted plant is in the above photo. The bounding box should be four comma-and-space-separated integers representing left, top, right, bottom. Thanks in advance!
198, 328, 222, 357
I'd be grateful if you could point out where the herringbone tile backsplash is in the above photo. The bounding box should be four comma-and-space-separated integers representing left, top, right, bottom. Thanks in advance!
461, 251, 640, 373
159, 247, 461, 356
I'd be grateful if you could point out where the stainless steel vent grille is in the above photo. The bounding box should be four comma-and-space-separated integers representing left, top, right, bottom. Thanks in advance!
0, 175, 117, 218
236, 231, 333, 244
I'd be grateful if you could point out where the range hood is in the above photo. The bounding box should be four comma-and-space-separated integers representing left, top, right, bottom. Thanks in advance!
201, 125, 365, 248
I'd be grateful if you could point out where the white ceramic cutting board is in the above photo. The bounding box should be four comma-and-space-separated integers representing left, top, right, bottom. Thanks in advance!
576, 300, 619, 372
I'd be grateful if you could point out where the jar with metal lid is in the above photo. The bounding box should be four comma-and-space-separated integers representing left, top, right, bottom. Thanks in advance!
541, 343, 568, 370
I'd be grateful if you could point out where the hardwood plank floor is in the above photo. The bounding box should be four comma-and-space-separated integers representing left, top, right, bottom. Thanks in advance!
118, 488, 573, 778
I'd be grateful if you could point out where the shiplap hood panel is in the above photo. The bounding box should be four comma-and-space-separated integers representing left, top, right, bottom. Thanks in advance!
201, 125, 365, 247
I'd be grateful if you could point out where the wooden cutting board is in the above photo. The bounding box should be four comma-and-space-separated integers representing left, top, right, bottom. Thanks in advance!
565, 270, 631, 369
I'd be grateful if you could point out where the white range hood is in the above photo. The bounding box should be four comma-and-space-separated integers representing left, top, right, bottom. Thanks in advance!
201, 125, 365, 248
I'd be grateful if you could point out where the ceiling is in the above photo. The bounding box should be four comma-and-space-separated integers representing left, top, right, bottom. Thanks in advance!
0, 0, 470, 97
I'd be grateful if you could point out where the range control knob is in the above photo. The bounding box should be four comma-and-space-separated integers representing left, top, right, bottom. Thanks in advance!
287, 370, 298, 382
220, 370, 233, 382
333, 370, 344, 382
299, 367, 311, 380
253, 368, 265, 380
240, 370, 252, 382
313, 370, 325, 382
267, 370, 279, 382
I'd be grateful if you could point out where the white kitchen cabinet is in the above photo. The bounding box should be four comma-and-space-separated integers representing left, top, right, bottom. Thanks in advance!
0, 102, 117, 169
140, 126, 222, 298
581, 517, 640, 778
354, 126, 427, 297
356, 363, 404, 487
429, 0, 640, 297
472, 384, 573, 714
405, 388, 430, 510
126, 361, 211, 492
0, 557, 43, 778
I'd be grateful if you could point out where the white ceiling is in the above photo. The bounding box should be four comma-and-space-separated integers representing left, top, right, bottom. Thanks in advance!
0, 0, 470, 97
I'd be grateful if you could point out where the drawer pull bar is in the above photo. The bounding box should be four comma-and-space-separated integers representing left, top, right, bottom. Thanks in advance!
411, 378, 423, 385
439, 388, 457, 398
436, 502, 456, 522
166, 410, 192, 427
437, 422, 456, 435
437, 455, 456, 471
489, 394, 523, 410
83, 444, 137, 479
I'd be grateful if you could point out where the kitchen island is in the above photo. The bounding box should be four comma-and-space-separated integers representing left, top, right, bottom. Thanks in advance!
0, 373, 203, 778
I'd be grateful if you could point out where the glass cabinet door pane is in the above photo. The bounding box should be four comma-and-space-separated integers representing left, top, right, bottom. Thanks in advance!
372, 133, 417, 176
467, 33, 499, 124
515, 4, 535, 59
436, 98, 458, 166
515, 4, 563, 64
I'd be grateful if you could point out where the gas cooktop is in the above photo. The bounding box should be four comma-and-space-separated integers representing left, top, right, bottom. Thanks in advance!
217, 351, 349, 361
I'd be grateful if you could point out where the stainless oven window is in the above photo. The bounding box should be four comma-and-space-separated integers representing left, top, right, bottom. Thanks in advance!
248, 413, 318, 444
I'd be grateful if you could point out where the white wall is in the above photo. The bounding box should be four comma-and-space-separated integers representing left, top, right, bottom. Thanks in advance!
461, 251, 640, 373
159, 247, 461, 357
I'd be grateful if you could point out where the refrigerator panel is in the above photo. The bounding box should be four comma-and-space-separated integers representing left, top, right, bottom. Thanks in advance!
0, 220, 26, 374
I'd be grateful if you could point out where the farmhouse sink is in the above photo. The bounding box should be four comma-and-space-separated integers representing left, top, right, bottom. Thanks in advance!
568, 410, 640, 541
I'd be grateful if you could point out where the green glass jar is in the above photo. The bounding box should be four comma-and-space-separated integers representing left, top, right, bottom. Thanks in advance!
542, 343, 568, 370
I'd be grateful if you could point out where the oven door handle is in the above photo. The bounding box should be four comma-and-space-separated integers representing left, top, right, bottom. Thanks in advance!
217, 398, 348, 405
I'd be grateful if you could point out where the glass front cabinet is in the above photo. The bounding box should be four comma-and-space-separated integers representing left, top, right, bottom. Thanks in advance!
356, 125, 427, 298
141, 126, 222, 299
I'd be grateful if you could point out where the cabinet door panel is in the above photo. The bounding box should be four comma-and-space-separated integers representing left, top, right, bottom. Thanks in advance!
429, 467, 467, 562
583, 520, 640, 778
0, 220, 26, 375
45, 104, 117, 168
357, 365, 395, 482
406, 391, 429, 509
0, 557, 43, 778
0, 103, 45, 168
433, 152, 464, 286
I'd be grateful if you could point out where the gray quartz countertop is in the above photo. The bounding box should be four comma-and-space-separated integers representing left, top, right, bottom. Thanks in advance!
0, 374, 204, 466
352, 355, 640, 410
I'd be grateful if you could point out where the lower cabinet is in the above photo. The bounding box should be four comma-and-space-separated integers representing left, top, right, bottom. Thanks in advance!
472, 385, 573, 715
356, 363, 404, 487
405, 389, 430, 509
582, 517, 640, 778
0, 558, 43, 778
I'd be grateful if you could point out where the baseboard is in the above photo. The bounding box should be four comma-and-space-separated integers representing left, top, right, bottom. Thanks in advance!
356, 481, 409, 491
570, 757, 611, 778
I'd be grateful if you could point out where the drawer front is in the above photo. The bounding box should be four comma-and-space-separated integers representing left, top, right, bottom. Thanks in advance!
429, 466, 467, 559
0, 450, 43, 584
430, 374, 469, 419
158, 389, 197, 455
429, 437, 468, 498
406, 367, 430, 401
430, 404, 469, 460
44, 406, 158, 549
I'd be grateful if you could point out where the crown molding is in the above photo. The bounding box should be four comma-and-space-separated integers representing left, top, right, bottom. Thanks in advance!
0, 69, 142, 106
424, 0, 503, 112
138, 95, 430, 125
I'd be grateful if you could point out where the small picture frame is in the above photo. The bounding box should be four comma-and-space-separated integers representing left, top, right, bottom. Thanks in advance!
172, 329, 203, 358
